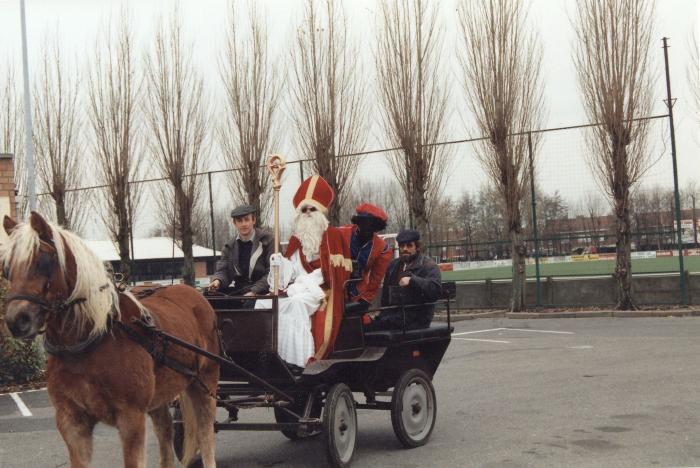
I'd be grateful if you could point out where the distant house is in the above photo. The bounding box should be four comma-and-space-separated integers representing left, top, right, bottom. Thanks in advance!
84, 237, 219, 286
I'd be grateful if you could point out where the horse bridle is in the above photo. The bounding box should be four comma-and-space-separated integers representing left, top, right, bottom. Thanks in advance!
4, 238, 88, 319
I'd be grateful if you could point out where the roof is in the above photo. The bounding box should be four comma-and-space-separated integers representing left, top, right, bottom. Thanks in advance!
83, 237, 220, 262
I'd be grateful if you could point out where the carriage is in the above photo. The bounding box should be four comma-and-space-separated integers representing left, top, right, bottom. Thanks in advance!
166, 282, 456, 467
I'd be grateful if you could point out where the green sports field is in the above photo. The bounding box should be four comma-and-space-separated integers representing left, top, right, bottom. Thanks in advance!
441, 256, 700, 281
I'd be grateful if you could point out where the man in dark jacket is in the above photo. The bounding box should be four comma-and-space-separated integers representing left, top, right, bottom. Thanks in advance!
364, 229, 442, 331
209, 204, 273, 296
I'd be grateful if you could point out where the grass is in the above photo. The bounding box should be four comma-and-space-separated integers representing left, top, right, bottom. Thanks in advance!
441, 256, 700, 281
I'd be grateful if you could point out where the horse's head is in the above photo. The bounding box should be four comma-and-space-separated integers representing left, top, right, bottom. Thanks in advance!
2, 212, 74, 339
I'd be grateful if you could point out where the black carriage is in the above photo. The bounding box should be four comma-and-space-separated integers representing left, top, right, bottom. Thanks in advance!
167, 282, 455, 467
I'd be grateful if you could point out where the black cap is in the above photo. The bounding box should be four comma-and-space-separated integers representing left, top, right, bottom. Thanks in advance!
230, 204, 257, 218
396, 229, 420, 244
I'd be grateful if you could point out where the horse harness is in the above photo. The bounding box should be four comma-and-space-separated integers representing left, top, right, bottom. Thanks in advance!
3, 237, 114, 356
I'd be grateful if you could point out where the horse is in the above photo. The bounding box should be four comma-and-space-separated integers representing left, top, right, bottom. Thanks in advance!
1, 212, 219, 468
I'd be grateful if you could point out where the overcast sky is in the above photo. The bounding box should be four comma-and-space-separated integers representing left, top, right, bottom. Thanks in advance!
0, 0, 698, 239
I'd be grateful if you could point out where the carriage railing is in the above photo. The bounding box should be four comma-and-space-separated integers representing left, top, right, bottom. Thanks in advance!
359, 281, 456, 334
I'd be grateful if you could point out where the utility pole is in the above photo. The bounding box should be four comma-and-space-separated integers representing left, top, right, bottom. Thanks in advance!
19, 0, 36, 213
662, 37, 686, 304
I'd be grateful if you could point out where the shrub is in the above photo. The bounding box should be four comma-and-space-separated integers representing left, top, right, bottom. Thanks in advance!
0, 336, 45, 385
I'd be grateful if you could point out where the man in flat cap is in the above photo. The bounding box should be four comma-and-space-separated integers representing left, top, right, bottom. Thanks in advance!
209, 204, 273, 296
364, 229, 442, 331
339, 203, 392, 313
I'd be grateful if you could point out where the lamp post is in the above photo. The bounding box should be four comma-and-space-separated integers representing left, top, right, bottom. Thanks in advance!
19, 0, 36, 213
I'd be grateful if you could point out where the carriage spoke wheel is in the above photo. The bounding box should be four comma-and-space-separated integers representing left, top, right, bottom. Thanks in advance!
391, 369, 436, 448
322, 384, 357, 467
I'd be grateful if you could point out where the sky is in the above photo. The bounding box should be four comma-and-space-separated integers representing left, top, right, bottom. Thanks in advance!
0, 0, 698, 239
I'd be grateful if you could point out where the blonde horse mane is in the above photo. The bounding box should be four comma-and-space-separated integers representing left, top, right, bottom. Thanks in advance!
1, 220, 119, 336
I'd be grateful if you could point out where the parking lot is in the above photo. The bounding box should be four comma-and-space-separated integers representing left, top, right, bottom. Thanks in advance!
2, 317, 700, 467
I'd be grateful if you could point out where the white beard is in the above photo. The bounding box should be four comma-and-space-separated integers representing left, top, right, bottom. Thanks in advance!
293, 209, 329, 260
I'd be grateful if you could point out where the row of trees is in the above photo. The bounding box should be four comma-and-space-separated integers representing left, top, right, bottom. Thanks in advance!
0, 0, 689, 312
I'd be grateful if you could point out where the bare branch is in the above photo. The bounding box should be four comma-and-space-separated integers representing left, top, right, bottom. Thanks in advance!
290, 0, 368, 224
457, 0, 544, 311
375, 0, 450, 234
218, 1, 280, 225
573, 0, 655, 309
144, 7, 211, 286
87, 9, 143, 281
32, 36, 87, 232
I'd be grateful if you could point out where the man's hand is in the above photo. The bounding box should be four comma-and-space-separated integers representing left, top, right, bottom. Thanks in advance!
244, 291, 255, 297
399, 276, 411, 287
208, 279, 221, 292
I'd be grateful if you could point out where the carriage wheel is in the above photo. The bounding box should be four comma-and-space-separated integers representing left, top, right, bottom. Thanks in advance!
390, 369, 436, 448
274, 398, 322, 441
171, 404, 205, 468
322, 384, 357, 467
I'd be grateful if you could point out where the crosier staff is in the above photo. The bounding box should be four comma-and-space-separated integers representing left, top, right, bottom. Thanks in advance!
266, 155, 286, 295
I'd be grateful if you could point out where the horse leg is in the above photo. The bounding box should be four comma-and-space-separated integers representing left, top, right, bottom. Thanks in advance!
116, 409, 147, 468
148, 405, 175, 468
55, 403, 96, 468
184, 382, 217, 468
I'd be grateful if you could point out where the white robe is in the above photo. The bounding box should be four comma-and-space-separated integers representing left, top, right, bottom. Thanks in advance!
255, 251, 325, 367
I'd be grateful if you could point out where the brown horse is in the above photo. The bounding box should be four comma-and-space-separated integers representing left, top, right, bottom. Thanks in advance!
1, 212, 219, 468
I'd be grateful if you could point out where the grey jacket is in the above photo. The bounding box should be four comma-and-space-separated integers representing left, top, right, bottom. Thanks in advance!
211, 228, 273, 294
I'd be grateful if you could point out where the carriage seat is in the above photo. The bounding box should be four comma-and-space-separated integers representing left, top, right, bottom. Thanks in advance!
363, 323, 453, 346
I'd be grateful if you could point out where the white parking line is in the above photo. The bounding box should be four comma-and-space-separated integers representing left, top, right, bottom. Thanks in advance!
453, 327, 574, 337
454, 337, 511, 344
452, 328, 504, 336
10, 392, 32, 417
505, 328, 575, 335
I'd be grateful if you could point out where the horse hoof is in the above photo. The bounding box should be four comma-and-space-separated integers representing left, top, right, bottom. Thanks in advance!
187, 455, 203, 468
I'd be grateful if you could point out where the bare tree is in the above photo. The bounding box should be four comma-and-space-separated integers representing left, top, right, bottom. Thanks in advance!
0, 66, 26, 219
87, 12, 142, 282
33, 39, 86, 231
290, 0, 367, 224
689, 37, 700, 124
376, 0, 450, 235
574, 0, 655, 309
144, 11, 210, 286
458, 0, 544, 311
219, 2, 281, 225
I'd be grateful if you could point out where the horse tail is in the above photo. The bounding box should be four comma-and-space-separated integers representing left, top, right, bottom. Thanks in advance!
179, 392, 200, 467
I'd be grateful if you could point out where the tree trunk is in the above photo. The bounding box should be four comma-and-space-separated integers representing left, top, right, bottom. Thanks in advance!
117, 219, 131, 283
55, 202, 66, 227
614, 200, 635, 309
509, 226, 526, 311
181, 227, 195, 287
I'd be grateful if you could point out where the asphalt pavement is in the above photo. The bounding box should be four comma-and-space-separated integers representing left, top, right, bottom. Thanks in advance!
1, 316, 700, 467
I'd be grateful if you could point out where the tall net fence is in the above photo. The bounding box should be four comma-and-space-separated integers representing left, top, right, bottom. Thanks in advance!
24, 114, 690, 294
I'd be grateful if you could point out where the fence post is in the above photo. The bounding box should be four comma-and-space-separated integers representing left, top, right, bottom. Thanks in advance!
662, 37, 686, 304
527, 132, 542, 307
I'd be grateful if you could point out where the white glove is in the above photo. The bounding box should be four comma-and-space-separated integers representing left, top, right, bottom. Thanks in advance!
270, 253, 283, 267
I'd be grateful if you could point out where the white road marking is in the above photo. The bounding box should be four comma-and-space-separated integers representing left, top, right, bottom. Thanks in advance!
452, 327, 574, 336
454, 337, 511, 344
504, 328, 574, 335
10, 392, 32, 417
568, 345, 593, 349
452, 328, 505, 336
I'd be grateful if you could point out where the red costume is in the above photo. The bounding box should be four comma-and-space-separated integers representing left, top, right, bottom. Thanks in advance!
285, 175, 351, 361
338, 203, 392, 303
